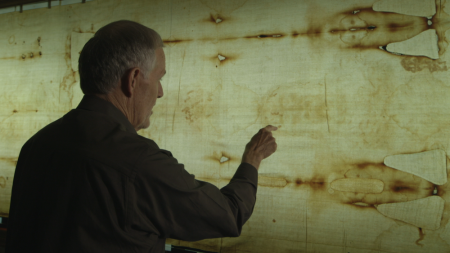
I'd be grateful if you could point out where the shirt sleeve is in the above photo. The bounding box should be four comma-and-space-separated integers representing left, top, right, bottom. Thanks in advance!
132, 149, 258, 241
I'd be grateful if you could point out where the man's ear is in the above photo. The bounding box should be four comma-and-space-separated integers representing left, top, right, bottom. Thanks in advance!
121, 68, 140, 98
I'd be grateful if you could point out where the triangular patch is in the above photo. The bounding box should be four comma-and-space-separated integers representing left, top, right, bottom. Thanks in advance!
384, 149, 447, 185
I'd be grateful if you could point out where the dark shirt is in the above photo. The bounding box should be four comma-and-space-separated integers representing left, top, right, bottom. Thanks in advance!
6, 95, 258, 253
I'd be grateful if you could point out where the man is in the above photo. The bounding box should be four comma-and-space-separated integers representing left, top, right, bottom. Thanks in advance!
6, 20, 277, 253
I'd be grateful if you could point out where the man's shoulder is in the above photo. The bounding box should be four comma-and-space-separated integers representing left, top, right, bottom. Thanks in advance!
133, 135, 176, 162
24, 109, 169, 169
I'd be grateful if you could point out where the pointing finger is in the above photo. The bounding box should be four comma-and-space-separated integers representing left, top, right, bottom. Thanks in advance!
263, 125, 278, 132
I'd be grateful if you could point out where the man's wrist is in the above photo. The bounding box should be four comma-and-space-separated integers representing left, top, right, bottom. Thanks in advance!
241, 157, 261, 170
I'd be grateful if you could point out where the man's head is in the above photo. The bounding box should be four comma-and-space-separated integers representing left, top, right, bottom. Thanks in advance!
79, 20, 165, 131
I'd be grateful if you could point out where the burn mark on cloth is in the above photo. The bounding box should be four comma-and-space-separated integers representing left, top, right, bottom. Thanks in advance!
341, 161, 435, 205
18, 51, 42, 61
351, 202, 373, 208
416, 227, 425, 246
436, 185, 447, 197
244, 34, 285, 39
205, 151, 237, 165
292, 177, 326, 190
219, 156, 229, 163
207, 14, 224, 24
213, 53, 237, 65
390, 182, 418, 194
163, 39, 193, 44
432, 187, 438, 195
13, 36, 44, 61
354, 162, 387, 170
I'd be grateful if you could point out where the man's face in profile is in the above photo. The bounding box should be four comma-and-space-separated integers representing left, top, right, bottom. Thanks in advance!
134, 48, 166, 131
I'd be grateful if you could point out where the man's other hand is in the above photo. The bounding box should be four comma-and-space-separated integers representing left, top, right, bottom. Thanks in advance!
242, 125, 278, 170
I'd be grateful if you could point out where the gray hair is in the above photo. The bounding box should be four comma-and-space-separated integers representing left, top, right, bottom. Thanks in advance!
79, 20, 164, 95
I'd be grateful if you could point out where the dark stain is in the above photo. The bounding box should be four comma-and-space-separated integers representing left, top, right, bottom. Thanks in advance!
12, 110, 17, 113
387, 22, 414, 31
18, 51, 42, 61
0, 177, 5, 188
348, 203, 376, 210
305, 26, 323, 38
272, 219, 276, 223
389, 180, 419, 193
415, 227, 424, 246
244, 34, 285, 39
292, 177, 326, 190
391, 185, 413, 193
310, 180, 325, 189
400, 56, 447, 73
436, 185, 446, 197
37, 37, 41, 47
354, 162, 386, 170
162, 39, 192, 44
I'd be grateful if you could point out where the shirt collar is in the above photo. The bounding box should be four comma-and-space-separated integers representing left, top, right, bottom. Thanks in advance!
76, 94, 137, 134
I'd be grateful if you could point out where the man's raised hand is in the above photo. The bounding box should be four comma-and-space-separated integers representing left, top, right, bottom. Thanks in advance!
242, 125, 278, 170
